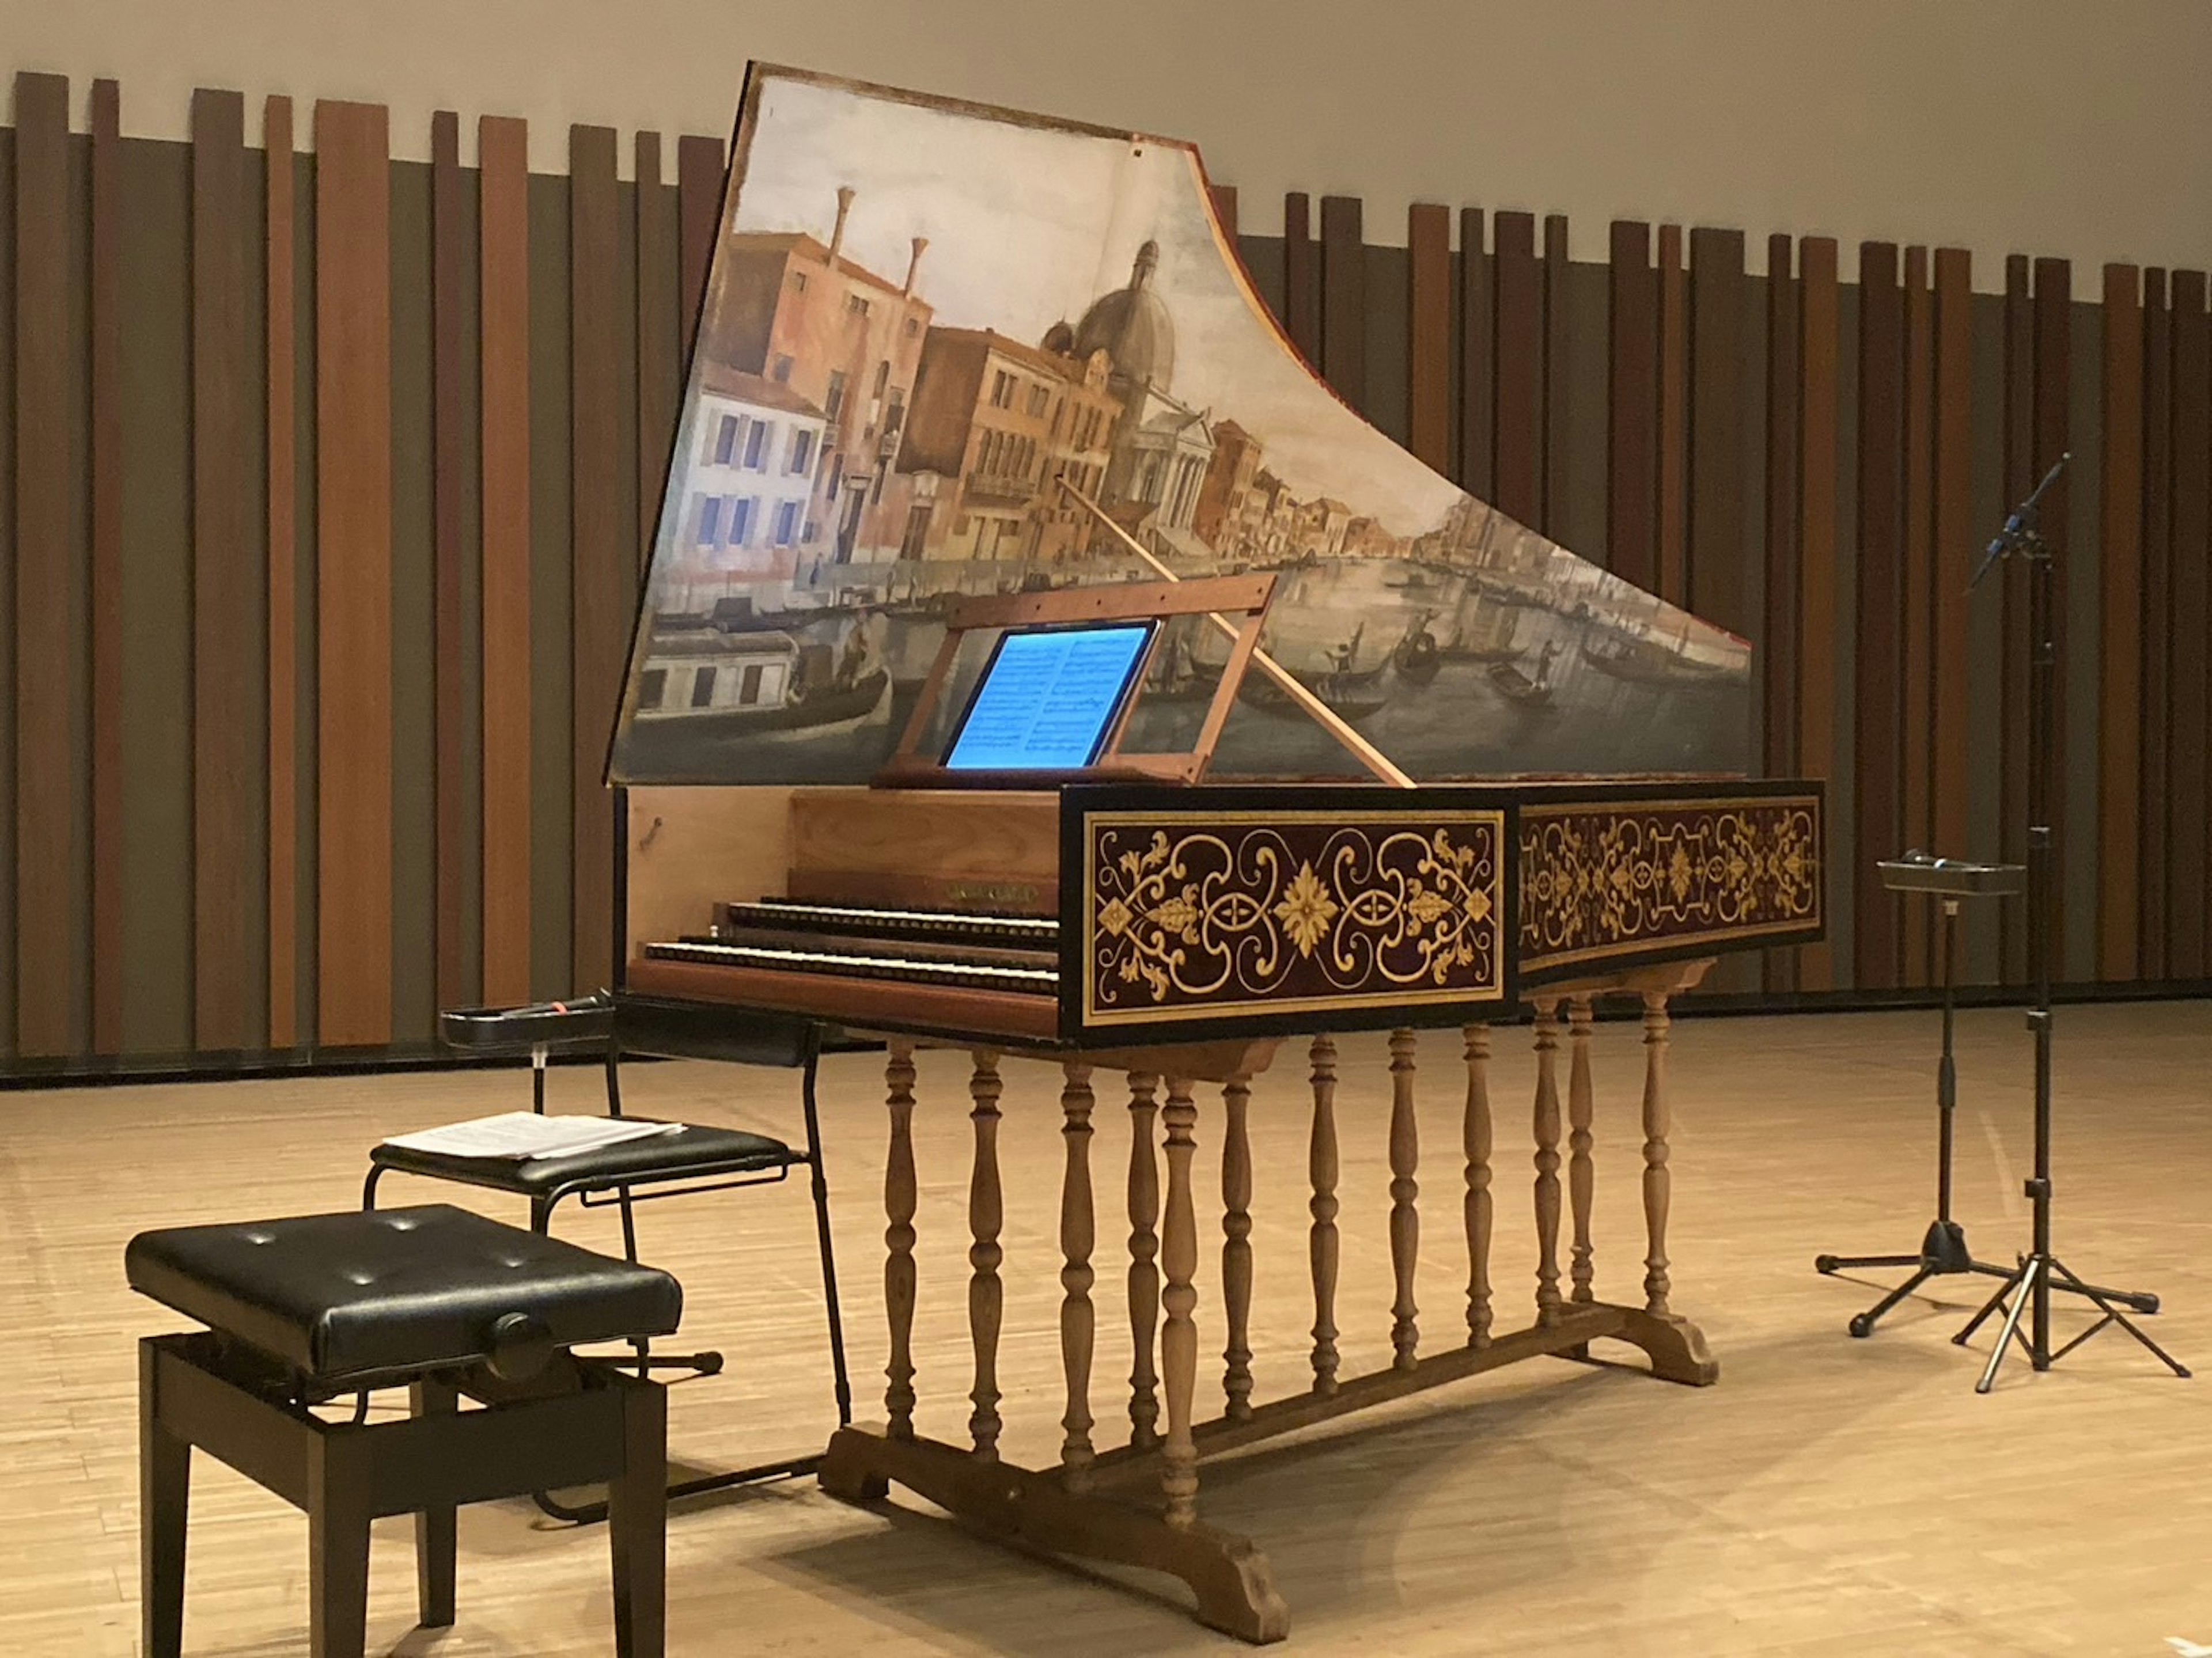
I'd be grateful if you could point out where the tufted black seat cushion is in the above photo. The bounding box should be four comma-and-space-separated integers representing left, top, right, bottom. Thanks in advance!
125, 1205, 682, 1384
369, 1120, 794, 1198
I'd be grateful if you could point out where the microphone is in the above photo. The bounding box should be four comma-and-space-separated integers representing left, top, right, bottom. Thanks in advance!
1969, 452, 2070, 590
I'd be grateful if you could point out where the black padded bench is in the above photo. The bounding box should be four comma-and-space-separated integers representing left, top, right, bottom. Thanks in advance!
128, 1205, 679, 1658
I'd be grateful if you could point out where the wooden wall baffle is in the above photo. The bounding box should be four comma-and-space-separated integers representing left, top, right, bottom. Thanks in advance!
2029, 256, 2072, 973
265, 96, 299, 1048
478, 115, 532, 1006
1319, 195, 1366, 413
2168, 271, 2210, 978
1796, 238, 1840, 990
2097, 263, 2143, 980
1654, 224, 1688, 608
1282, 192, 1319, 367
2138, 270, 2172, 977
89, 79, 125, 1054
1900, 246, 1935, 983
675, 134, 723, 361
430, 111, 475, 1016
1457, 207, 1491, 498
1407, 203, 1452, 472
1608, 221, 1658, 594
1492, 210, 1541, 528
1930, 249, 1974, 923
1854, 241, 1904, 991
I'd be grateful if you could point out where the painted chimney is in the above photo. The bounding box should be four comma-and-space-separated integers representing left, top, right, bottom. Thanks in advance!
904, 236, 929, 297
828, 185, 855, 264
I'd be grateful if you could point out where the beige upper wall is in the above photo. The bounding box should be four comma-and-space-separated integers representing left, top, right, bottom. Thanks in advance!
9, 0, 2208, 284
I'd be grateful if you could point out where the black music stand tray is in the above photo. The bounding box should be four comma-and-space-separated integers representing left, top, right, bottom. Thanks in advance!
1813, 854, 2158, 1337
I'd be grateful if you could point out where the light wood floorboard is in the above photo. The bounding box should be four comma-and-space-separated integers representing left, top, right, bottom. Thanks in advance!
2, 1001, 2208, 1655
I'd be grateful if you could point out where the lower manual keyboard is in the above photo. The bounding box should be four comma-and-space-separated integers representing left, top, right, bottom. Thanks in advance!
643, 938, 1059, 997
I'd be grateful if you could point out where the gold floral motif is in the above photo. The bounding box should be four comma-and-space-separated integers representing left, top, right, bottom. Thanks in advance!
1519, 798, 1823, 970
1085, 812, 1505, 1022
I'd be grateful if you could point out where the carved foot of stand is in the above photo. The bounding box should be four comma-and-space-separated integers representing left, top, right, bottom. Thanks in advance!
819, 1424, 1290, 1643
1560, 1308, 1718, 1386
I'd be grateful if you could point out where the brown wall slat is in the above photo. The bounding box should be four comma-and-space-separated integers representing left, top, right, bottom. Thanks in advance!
480, 115, 533, 1006
1998, 254, 2033, 982
430, 111, 477, 1015
313, 100, 393, 1048
1493, 210, 1541, 526
2029, 257, 2072, 974
191, 88, 257, 1050
2097, 263, 2143, 980
1607, 221, 1657, 593
1797, 236, 1840, 991
89, 81, 124, 1053
1319, 195, 1366, 413
2169, 270, 2209, 979
1540, 213, 1572, 539
675, 134, 722, 365
1655, 223, 1688, 607
1687, 227, 1747, 635
1855, 242, 1904, 989
569, 125, 626, 994
0, 82, 14, 1058
636, 131, 677, 567
1899, 247, 1934, 983
2137, 271, 2172, 976
1281, 192, 1319, 369
1456, 207, 1490, 499
1930, 249, 1974, 896
13, 70, 86, 1058
264, 96, 298, 1048
1407, 203, 1450, 472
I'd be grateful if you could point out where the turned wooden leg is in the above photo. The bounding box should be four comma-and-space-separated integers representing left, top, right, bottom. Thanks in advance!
1307, 1035, 1342, 1396
1463, 1023, 1494, 1349
1158, 1077, 1201, 1529
1568, 995, 1597, 1306
1641, 991, 1674, 1318
1220, 1075, 1255, 1421
1388, 1028, 1421, 1370
1532, 997, 1563, 1326
968, 1050, 1005, 1460
882, 1042, 919, 1440
1126, 1071, 1162, 1450
1059, 1062, 1097, 1489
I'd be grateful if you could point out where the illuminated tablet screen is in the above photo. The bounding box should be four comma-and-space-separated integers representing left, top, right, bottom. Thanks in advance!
944, 621, 1158, 772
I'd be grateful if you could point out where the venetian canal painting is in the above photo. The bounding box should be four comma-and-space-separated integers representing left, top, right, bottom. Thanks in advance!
607, 66, 1753, 785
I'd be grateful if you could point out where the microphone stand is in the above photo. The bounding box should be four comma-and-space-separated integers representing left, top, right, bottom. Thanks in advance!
1952, 453, 2188, 1392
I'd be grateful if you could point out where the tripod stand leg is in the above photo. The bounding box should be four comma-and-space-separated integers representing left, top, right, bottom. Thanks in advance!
1953, 1266, 2021, 1348
2046, 1258, 2191, 1379
1975, 1257, 2039, 1394
1847, 1266, 1936, 1339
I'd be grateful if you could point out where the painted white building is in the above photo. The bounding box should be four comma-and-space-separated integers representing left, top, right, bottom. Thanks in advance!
675, 363, 828, 597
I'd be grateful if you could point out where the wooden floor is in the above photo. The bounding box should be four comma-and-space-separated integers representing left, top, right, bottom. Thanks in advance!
5, 1000, 2209, 1656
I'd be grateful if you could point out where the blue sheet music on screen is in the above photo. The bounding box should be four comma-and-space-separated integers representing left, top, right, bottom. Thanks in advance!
945, 623, 1155, 771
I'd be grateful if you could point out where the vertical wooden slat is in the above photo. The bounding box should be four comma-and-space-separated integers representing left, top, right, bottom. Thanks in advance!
192, 88, 256, 1050
265, 96, 297, 1048
1687, 227, 1747, 635
13, 70, 85, 1058
1456, 207, 1490, 499
1762, 233, 1800, 992
1998, 254, 2033, 983
1281, 192, 1318, 369
0, 78, 14, 1059
480, 115, 533, 1006
1406, 203, 1451, 473
675, 134, 722, 365
1654, 224, 1688, 607
430, 111, 475, 1016
1492, 210, 1541, 527
1608, 221, 1657, 594
314, 100, 393, 1048
1540, 213, 1571, 539
1855, 242, 1904, 990
570, 125, 625, 994
1796, 237, 1840, 991
635, 131, 677, 567
89, 80, 124, 1053
2097, 263, 2143, 981
2029, 257, 2071, 974
2168, 270, 2209, 980
1208, 184, 1237, 242
1930, 249, 1974, 893
2137, 271, 2172, 977
1899, 247, 1934, 984
1319, 195, 1365, 414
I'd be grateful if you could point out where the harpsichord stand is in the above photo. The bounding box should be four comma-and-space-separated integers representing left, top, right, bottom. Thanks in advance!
1949, 454, 2186, 1393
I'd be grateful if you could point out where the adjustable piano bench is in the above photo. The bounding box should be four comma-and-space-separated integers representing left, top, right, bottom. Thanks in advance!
127, 1205, 677, 1658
